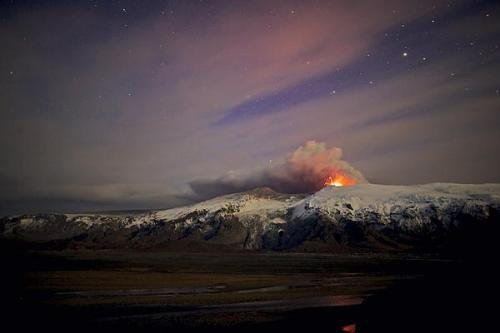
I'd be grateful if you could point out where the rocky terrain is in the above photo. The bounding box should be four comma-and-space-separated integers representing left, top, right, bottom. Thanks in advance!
2, 183, 499, 252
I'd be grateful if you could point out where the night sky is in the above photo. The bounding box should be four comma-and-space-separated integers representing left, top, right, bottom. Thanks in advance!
1, 0, 499, 214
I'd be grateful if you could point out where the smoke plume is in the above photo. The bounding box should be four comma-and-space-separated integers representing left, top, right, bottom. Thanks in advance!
189, 140, 366, 198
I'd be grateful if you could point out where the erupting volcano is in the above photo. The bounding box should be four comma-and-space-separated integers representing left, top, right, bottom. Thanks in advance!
324, 171, 357, 187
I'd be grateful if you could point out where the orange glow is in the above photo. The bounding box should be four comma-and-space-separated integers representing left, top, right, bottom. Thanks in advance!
341, 323, 357, 333
324, 171, 357, 187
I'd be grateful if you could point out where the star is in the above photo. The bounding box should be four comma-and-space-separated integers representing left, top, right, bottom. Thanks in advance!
403, 52, 408, 57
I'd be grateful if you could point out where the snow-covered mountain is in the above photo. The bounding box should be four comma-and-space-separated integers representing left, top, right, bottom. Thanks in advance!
1, 184, 499, 252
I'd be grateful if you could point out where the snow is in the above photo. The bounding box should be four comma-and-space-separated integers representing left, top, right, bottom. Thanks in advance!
153, 193, 242, 221
19, 217, 35, 227
152, 192, 298, 224
237, 198, 291, 216
293, 183, 500, 226
3, 183, 499, 239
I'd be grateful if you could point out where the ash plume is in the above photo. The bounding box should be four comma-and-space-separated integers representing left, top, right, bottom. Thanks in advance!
189, 140, 367, 198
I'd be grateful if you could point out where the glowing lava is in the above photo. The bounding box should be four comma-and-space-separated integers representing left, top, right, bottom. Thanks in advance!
324, 172, 357, 187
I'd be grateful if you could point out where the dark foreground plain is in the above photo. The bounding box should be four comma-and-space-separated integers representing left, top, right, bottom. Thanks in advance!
2, 239, 498, 333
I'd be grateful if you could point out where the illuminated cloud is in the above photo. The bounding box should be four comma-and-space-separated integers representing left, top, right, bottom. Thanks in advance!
190, 140, 366, 198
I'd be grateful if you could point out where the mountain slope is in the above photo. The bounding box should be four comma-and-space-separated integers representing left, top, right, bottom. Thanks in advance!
1, 184, 499, 252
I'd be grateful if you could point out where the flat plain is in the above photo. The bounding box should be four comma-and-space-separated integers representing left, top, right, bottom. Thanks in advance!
4, 242, 467, 332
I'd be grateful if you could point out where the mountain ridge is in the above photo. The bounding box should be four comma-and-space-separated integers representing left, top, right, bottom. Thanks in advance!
1, 183, 499, 252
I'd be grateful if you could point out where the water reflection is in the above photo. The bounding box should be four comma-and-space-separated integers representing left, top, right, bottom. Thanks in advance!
341, 323, 356, 333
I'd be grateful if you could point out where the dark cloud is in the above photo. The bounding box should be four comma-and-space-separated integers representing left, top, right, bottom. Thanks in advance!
190, 141, 366, 199
0, 181, 194, 216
